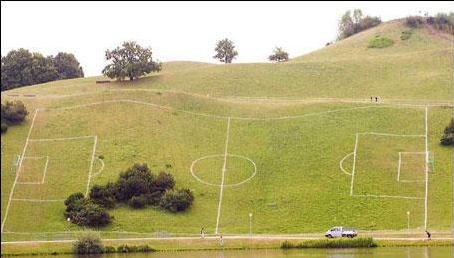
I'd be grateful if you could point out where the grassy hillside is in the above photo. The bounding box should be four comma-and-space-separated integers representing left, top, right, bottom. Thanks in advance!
1, 19, 453, 241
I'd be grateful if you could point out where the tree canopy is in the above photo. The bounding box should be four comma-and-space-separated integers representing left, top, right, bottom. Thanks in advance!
338, 9, 381, 40
102, 41, 161, 81
268, 47, 289, 62
1, 49, 84, 91
213, 38, 238, 63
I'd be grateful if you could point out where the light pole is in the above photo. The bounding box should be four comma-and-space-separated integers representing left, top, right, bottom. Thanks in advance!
406, 211, 410, 235
249, 213, 253, 237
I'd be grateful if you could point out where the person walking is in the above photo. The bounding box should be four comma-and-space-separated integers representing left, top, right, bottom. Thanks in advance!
425, 230, 431, 240
200, 227, 205, 239
375, 96, 378, 102
219, 235, 224, 247
370, 96, 373, 102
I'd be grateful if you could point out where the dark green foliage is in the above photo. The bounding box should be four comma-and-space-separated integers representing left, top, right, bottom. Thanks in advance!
1, 49, 84, 91
129, 195, 147, 209
102, 41, 161, 81
213, 38, 238, 63
281, 237, 377, 249
89, 183, 116, 208
64, 193, 112, 227
159, 188, 194, 212
73, 232, 105, 254
116, 244, 155, 253
53, 52, 84, 79
368, 35, 394, 48
114, 163, 156, 201
440, 119, 454, 146
1, 122, 8, 134
400, 30, 413, 40
1, 101, 28, 125
268, 47, 289, 62
338, 9, 381, 40
153, 172, 176, 192
405, 13, 454, 35
104, 246, 116, 253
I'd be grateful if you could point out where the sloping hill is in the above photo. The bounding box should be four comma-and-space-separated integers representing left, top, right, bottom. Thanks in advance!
1, 19, 453, 241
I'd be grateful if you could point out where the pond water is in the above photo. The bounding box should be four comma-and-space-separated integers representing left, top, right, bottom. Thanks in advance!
12, 246, 453, 258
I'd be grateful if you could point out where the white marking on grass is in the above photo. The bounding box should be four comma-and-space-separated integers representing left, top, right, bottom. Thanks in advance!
41, 156, 49, 184
353, 194, 424, 200
16, 156, 49, 184
349, 134, 359, 196
92, 158, 105, 178
339, 152, 354, 176
1, 109, 39, 233
397, 152, 426, 182
85, 136, 98, 196
28, 135, 95, 142
424, 106, 429, 230
190, 154, 257, 187
215, 117, 231, 235
397, 152, 402, 182
357, 132, 425, 137
11, 199, 64, 202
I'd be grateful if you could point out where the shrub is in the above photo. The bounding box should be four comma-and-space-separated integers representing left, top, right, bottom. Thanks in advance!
153, 172, 175, 192
104, 246, 116, 253
115, 163, 156, 201
440, 119, 454, 146
1, 123, 7, 134
89, 183, 116, 208
116, 244, 155, 253
1, 101, 28, 125
73, 232, 104, 254
400, 30, 413, 40
405, 16, 425, 28
159, 188, 194, 212
64, 193, 112, 227
368, 36, 394, 48
129, 195, 147, 209
281, 237, 377, 249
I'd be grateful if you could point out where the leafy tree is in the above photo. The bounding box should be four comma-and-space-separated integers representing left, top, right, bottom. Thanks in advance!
338, 9, 381, 40
89, 183, 116, 208
129, 195, 147, 209
213, 38, 238, 63
1, 49, 34, 90
102, 41, 161, 81
268, 47, 289, 62
64, 193, 111, 227
159, 188, 194, 212
114, 163, 156, 201
73, 232, 105, 254
53, 52, 84, 79
30, 53, 59, 84
440, 119, 454, 146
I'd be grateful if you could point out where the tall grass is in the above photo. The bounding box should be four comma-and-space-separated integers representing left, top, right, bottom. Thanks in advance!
281, 237, 377, 249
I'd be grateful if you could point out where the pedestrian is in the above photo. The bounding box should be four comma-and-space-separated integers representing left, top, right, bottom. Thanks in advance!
200, 227, 205, 239
375, 96, 378, 102
219, 235, 224, 247
425, 230, 431, 240
370, 96, 373, 102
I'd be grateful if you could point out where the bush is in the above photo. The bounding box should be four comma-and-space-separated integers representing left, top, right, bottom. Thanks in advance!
440, 119, 454, 146
368, 35, 394, 48
400, 30, 413, 40
129, 195, 147, 209
116, 244, 155, 253
159, 188, 194, 212
114, 163, 156, 201
73, 232, 104, 254
1, 123, 8, 134
153, 172, 175, 192
1, 101, 28, 125
405, 16, 425, 28
89, 183, 116, 208
64, 193, 112, 227
281, 237, 377, 249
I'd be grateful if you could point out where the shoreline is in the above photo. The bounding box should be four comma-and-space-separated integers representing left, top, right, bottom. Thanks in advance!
1, 237, 452, 256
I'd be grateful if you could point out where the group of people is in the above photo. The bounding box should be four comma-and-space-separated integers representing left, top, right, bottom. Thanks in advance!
370, 96, 380, 102
200, 227, 224, 246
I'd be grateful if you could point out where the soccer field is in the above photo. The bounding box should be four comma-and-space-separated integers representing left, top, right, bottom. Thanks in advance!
1, 91, 452, 241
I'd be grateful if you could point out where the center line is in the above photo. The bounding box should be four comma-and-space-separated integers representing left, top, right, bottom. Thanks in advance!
215, 117, 231, 234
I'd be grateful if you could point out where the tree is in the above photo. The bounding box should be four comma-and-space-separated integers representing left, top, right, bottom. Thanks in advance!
268, 47, 289, 62
30, 53, 59, 84
102, 41, 161, 81
159, 188, 194, 212
53, 52, 84, 79
338, 9, 381, 40
213, 38, 238, 63
440, 119, 454, 146
64, 193, 111, 227
1, 48, 34, 90
73, 232, 105, 254
1, 101, 28, 125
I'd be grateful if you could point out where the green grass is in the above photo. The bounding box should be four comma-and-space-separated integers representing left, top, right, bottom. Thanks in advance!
1, 19, 453, 242
368, 35, 395, 48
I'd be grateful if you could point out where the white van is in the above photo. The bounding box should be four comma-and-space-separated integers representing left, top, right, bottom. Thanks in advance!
325, 226, 357, 238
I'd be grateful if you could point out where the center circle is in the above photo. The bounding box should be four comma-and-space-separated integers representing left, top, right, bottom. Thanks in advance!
190, 154, 257, 187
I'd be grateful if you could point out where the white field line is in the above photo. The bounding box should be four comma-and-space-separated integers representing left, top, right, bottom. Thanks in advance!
397, 152, 402, 182
215, 117, 231, 235
85, 136, 98, 196
339, 152, 354, 176
11, 199, 64, 202
28, 135, 95, 142
36, 98, 430, 122
357, 132, 425, 137
1, 109, 39, 233
424, 106, 429, 230
41, 156, 49, 184
353, 194, 424, 200
349, 134, 359, 196
92, 158, 105, 178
